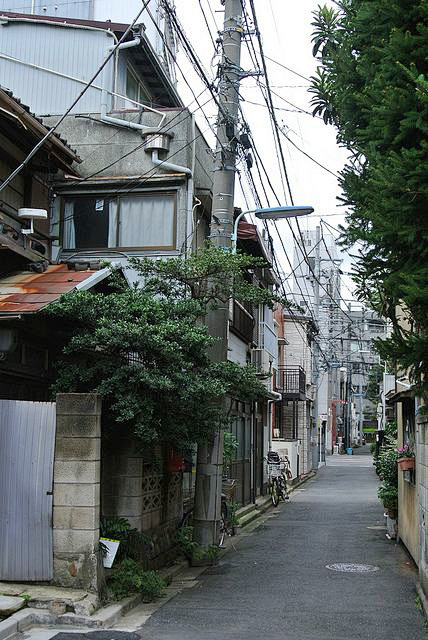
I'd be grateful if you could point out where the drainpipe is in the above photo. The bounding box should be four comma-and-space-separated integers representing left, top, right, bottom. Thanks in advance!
267, 392, 282, 451
150, 149, 192, 176
108, 38, 141, 52
101, 89, 152, 132
108, 38, 140, 102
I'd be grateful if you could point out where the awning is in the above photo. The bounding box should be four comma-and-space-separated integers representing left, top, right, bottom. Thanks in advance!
0, 264, 112, 315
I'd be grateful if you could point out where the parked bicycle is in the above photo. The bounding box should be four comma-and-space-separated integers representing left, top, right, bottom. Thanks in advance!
178, 487, 236, 549
266, 451, 291, 506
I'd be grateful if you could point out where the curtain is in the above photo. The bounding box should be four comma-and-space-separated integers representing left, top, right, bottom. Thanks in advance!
118, 194, 175, 248
63, 201, 75, 249
108, 199, 118, 247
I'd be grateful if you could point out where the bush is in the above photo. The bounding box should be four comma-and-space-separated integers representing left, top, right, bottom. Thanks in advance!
378, 485, 398, 511
176, 526, 219, 563
377, 447, 398, 488
109, 558, 166, 602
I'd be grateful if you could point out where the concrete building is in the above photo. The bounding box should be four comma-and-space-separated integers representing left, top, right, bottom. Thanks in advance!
292, 227, 389, 452
271, 306, 316, 479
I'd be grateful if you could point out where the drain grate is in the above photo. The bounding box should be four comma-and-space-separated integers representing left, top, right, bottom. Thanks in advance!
326, 563, 379, 573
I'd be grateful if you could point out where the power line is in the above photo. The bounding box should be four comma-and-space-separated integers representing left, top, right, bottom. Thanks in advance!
279, 128, 339, 178
264, 54, 311, 82
0, 0, 152, 193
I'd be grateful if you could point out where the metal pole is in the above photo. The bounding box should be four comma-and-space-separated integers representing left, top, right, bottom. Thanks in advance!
192, 0, 243, 550
313, 226, 321, 469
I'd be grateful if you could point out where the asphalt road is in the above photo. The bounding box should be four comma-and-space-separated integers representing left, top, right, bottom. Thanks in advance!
140, 447, 425, 640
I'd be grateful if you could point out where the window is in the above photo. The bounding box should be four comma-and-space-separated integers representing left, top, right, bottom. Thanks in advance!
126, 66, 152, 106
62, 193, 176, 250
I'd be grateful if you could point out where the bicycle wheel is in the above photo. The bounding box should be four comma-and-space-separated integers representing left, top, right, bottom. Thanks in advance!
270, 478, 279, 506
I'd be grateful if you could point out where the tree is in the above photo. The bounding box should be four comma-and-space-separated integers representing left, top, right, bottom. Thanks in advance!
366, 363, 383, 404
45, 247, 279, 452
310, 1, 428, 394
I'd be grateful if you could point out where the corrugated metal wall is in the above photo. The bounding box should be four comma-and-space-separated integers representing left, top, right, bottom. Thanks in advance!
0, 1, 93, 19
0, 400, 56, 580
0, 21, 115, 114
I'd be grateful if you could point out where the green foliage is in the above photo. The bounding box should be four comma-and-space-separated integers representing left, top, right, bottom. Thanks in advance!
366, 364, 383, 404
377, 446, 398, 487
109, 558, 166, 601
225, 500, 240, 528
45, 248, 273, 450
100, 517, 152, 562
176, 526, 196, 559
310, 1, 428, 395
138, 570, 167, 601
223, 431, 238, 464
378, 484, 398, 510
176, 526, 219, 562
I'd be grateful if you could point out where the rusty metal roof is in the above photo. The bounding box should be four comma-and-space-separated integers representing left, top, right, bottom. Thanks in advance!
0, 264, 101, 314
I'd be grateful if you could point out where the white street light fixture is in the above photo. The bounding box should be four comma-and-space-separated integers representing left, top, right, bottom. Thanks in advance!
231, 205, 314, 253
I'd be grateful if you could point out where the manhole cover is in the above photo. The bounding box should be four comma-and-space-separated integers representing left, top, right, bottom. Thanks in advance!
326, 563, 379, 573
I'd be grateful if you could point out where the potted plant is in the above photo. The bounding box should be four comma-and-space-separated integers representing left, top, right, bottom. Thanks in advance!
396, 444, 415, 471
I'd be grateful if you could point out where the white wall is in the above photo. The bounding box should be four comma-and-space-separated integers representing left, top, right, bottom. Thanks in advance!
94, 0, 164, 58
227, 332, 248, 366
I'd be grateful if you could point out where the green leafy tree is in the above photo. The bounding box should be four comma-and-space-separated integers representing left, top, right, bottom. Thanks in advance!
45, 248, 281, 450
310, 1, 428, 394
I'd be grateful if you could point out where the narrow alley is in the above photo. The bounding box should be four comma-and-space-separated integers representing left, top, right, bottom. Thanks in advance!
137, 447, 424, 640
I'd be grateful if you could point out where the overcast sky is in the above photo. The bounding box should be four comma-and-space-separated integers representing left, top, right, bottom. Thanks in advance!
174, 0, 359, 304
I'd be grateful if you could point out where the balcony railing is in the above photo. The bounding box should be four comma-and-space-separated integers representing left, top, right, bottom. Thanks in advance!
277, 366, 306, 401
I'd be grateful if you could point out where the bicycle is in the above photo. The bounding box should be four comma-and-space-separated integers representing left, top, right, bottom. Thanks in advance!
178, 490, 235, 549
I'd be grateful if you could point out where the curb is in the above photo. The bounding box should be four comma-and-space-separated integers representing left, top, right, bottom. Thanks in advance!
416, 582, 428, 619
0, 560, 189, 639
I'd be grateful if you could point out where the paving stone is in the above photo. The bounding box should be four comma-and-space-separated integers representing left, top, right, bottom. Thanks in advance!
0, 595, 25, 615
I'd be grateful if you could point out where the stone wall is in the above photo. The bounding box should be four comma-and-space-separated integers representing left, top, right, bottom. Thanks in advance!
417, 412, 428, 598
52, 394, 102, 592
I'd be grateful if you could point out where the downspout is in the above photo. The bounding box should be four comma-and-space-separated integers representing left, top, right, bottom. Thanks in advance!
151, 149, 192, 176
101, 37, 166, 132
267, 392, 281, 451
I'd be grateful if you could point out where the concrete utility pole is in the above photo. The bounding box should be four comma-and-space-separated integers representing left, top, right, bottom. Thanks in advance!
192, 0, 243, 549
312, 225, 321, 469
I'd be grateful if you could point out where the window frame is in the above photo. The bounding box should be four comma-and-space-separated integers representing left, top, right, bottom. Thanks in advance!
125, 63, 153, 106
60, 190, 178, 251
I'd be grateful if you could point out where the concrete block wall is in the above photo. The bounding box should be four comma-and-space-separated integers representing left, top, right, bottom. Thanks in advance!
102, 438, 183, 569
102, 436, 144, 531
52, 393, 102, 592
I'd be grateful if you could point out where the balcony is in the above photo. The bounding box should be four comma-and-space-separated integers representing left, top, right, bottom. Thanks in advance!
230, 300, 254, 344
277, 366, 306, 401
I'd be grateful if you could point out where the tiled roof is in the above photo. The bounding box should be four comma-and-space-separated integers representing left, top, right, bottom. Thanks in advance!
0, 86, 80, 162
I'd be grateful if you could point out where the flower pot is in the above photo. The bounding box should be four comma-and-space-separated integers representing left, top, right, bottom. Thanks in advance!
397, 457, 415, 471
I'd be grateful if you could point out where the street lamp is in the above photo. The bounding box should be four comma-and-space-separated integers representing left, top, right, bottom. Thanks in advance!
231, 205, 314, 254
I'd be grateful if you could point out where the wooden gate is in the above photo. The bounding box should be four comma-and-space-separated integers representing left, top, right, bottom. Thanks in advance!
0, 400, 56, 580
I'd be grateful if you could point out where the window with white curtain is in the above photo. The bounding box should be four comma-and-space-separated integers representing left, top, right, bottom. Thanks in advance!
62, 192, 176, 250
